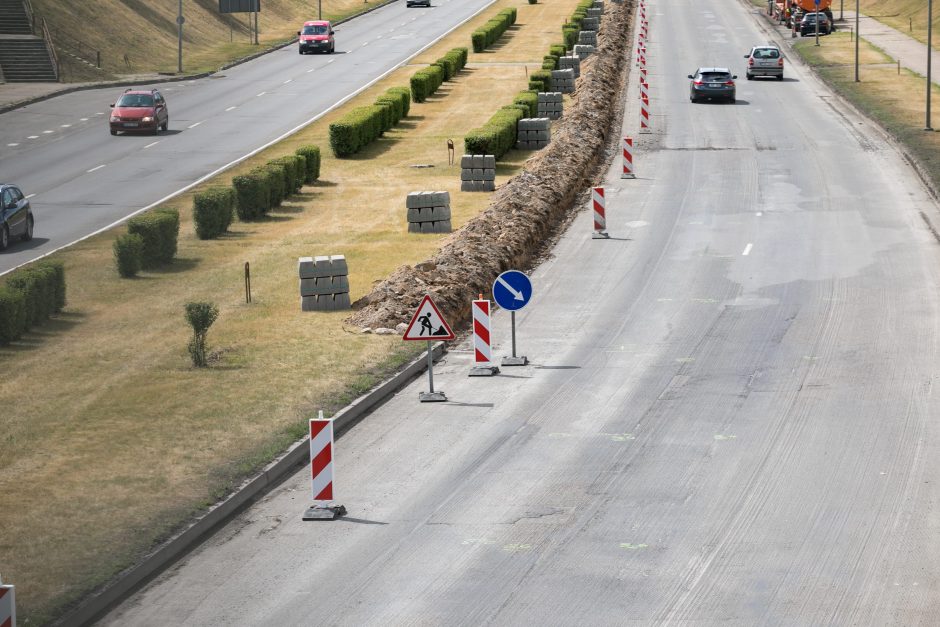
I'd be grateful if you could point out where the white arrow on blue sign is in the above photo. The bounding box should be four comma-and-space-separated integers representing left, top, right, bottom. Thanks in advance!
492, 270, 533, 311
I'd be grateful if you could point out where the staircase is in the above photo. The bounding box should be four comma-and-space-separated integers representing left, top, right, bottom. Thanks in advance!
0, 0, 58, 82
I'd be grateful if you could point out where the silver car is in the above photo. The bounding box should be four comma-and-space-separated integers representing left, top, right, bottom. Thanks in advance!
745, 46, 784, 80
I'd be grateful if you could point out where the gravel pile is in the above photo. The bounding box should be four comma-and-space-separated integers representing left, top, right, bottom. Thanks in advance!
347, 1, 633, 331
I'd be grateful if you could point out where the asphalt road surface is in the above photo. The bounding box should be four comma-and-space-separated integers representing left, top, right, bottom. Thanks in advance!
102, 0, 940, 624
0, 0, 494, 274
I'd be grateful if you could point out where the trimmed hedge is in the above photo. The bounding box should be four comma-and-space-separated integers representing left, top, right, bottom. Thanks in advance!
329, 103, 389, 157
0, 259, 66, 339
233, 170, 270, 220
114, 232, 144, 277
549, 43, 566, 58
464, 105, 524, 158
268, 157, 298, 196
530, 69, 553, 92
127, 208, 179, 268
258, 164, 285, 209
296, 145, 321, 183
411, 64, 445, 103
193, 186, 235, 240
514, 90, 538, 117
388, 86, 411, 117
471, 8, 517, 52
0, 285, 26, 344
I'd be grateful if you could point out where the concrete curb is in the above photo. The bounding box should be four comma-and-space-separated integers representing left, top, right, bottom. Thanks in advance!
52, 340, 446, 627
0, 0, 397, 116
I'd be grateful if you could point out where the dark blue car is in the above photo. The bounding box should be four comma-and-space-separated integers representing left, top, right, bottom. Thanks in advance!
0, 184, 34, 251
689, 67, 737, 104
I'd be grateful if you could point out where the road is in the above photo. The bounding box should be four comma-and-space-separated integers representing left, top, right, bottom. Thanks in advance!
0, 0, 493, 274
102, 0, 940, 624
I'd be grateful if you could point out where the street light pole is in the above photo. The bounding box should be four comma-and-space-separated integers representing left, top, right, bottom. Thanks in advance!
854, 0, 860, 81
927, 0, 934, 130
319, 0, 322, 20
177, 0, 183, 74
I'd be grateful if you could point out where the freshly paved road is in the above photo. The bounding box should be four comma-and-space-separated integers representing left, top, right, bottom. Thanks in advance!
0, 0, 493, 274
102, 0, 940, 624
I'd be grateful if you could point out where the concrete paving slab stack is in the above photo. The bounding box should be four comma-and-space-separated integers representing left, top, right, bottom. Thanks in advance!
537, 92, 563, 120
559, 55, 581, 78
516, 118, 551, 150
406, 191, 453, 232
552, 68, 576, 93
573, 44, 596, 60
578, 30, 598, 47
299, 255, 350, 311
582, 16, 600, 31
460, 155, 496, 192
592, 0, 604, 10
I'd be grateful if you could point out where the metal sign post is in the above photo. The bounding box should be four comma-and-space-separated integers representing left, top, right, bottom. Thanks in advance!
492, 270, 533, 366
403, 295, 454, 401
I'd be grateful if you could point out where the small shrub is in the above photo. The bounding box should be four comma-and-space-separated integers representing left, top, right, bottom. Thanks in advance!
471, 30, 486, 53
514, 91, 538, 117
258, 164, 285, 209
268, 157, 297, 197
531, 69, 553, 91
113, 232, 144, 278
185, 301, 219, 368
0, 285, 26, 344
411, 71, 432, 103
232, 171, 270, 220
329, 120, 359, 157
193, 186, 235, 240
295, 145, 321, 183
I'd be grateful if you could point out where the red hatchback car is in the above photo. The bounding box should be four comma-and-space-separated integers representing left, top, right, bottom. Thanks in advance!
109, 88, 169, 135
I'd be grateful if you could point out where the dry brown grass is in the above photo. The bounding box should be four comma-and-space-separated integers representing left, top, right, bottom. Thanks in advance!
33, 0, 397, 78
0, 0, 580, 622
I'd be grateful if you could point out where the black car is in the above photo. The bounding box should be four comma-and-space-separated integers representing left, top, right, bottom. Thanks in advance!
800, 11, 831, 36
406, 0, 431, 6
0, 183, 34, 251
689, 67, 737, 104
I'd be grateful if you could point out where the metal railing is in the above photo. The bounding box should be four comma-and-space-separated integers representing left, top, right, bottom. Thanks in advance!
40, 18, 59, 81
48, 26, 102, 68
22, 0, 35, 32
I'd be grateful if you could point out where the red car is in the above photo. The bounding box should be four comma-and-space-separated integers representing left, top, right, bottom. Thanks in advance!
109, 88, 169, 135
298, 20, 335, 54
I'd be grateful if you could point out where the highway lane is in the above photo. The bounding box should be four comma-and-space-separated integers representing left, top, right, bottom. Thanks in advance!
0, 0, 494, 273
101, 0, 940, 624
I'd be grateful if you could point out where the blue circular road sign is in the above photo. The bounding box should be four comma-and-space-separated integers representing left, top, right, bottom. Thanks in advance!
492, 270, 533, 311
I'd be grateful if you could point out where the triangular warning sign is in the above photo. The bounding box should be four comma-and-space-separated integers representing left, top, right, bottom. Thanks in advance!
403, 294, 455, 341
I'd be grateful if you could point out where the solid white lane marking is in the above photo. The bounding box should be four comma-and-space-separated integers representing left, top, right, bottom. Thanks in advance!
283, 79, 293, 84
188, 121, 202, 128
225, 106, 237, 111
256, 91, 266, 97
25, 193, 35, 199
27, 135, 39, 139
742, 243, 753, 256
7, 143, 18, 147
61, 124, 71, 128
87, 164, 106, 173
144, 141, 161, 148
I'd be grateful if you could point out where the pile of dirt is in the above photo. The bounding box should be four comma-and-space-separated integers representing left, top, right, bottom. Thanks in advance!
347, 1, 634, 331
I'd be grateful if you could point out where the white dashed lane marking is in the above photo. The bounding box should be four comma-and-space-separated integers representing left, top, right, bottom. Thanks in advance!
27, 135, 38, 139
7, 143, 18, 147
256, 91, 266, 97
87, 164, 106, 173
188, 121, 202, 129
225, 106, 237, 111
742, 243, 753, 256
144, 141, 161, 149
25, 193, 35, 199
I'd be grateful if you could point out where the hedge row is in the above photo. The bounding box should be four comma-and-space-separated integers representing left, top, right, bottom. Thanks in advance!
232, 145, 322, 220
529, 69, 553, 92
121, 208, 180, 273
434, 47, 469, 81
472, 8, 517, 53
330, 88, 411, 157
0, 258, 65, 344
410, 65, 444, 104
193, 187, 236, 240
463, 105, 525, 158
563, 0, 594, 49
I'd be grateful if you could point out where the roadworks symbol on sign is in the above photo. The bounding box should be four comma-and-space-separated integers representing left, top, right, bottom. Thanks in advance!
403, 294, 455, 341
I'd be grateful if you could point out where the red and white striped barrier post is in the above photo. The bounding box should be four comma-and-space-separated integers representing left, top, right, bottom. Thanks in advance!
469, 298, 499, 376
621, 137, 636, 179
0, 583, 15, 627
640, 96, 651, 133
639, 76, 649, 101
640, 45, 647, 69
302, 410, 346, 520
592, 187, 609, 239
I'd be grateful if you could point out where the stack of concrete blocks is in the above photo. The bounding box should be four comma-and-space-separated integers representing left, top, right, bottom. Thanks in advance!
299, 255, 350, 311
559, 55, 581, 79
582, 16, 600, 31
552, 68, 576, 93
591, 0, 604, 11
573, 44, 596, 60
578, 30, 598, 47
537, 92, 563, 120
406, 191, 452, 233
460, 155, 496, 192
516, 118, 551, 150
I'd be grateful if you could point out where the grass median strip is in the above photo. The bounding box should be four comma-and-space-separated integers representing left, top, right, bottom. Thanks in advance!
0, 0, 583, 622
793, 31, 940, 191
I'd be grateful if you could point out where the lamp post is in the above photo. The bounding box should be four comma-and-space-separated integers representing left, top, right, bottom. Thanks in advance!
854, 0, 860, 81
319, 0, 322, 20
927, 0, 934, 131
177, 0, 183, 73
